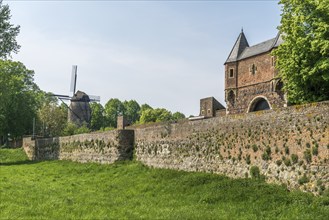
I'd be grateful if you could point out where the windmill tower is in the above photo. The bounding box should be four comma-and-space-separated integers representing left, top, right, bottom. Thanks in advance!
53, 65, 100, 127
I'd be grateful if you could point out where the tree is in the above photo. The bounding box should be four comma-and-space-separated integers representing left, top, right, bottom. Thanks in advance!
123, 100, 140, 124
37, 99, 67, 137
140, 103, 153, 112
90, 102, 105, 130
0, 60, 40, 142
0, 0, 20, 59
172, 112, 185, 121
139, 109, 157, 124
139, 108, 173, 124
273, 0, 329, 104
104, 98, 124, 128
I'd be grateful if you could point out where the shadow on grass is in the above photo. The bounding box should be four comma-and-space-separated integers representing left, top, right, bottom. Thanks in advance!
0, 160, 43, 166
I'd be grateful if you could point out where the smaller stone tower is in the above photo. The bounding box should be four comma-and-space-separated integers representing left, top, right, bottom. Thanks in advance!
200, 97, 226, 118
68, 91, 91, 127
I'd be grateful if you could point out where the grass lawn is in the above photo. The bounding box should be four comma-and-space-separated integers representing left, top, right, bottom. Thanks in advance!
0, 148, 328, 219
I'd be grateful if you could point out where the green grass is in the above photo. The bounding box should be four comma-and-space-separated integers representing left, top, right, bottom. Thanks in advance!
0, 148, 328, 219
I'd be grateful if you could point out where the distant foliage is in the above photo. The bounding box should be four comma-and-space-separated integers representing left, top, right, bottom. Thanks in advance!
139, 108, 172, 124
104, 98, 124, 128
94, 99, 185, 129
0, 1, 20, 59
123, 100, 140, 124
274, 0, 329, 104
62, 123, 90, 136
90, 102, 105, 130
172, 112, 186, 121
139, 108, 185, 124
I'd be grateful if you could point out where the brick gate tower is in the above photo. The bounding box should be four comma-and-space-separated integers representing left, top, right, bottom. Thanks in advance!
224, 30, 286, 114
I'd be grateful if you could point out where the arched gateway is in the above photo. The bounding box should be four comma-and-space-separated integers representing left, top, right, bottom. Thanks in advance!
248, 96, 271, 112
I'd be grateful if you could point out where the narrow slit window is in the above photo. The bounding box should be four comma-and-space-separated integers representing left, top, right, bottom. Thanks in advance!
229, 69, 234, 78
250, 64, 257, 74
271, 56, 276, 67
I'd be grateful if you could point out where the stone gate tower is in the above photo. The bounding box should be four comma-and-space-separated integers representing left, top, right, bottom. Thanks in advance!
224, 30, 286, 114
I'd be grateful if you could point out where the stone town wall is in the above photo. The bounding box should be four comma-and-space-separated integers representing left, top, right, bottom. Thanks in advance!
23, 130, 134, 164
22, 102, 329, 194
132, 101, 329, 194
23, 136, 36, 160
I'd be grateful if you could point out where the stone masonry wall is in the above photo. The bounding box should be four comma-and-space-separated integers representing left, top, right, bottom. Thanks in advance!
133, 101, 329, 194
23, 130, 134, 164
23, 136, 36, 160
227, 81, 285, 114
22, 102, 329, 194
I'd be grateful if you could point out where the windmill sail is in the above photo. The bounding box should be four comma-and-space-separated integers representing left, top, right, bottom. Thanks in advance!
70, 65, 78, 96
89, 95, 101, 102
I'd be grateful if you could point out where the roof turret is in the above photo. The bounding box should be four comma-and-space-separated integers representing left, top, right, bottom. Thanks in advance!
225, 30, 249, 64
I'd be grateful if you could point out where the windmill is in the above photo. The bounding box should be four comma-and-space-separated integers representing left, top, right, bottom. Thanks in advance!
53, 65, 100, 127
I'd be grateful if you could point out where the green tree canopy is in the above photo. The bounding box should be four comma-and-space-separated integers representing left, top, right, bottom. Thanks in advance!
139, 108, 173, 124
274, 0, 329, 104
123, 100, 140, 124
90, 102, 105, 130
0, 60, 40, 140
37, 98, 67, 137
104, 98, 124, 128
172, 112, 185, 121
0, 1, 20, 59
140, 103, 153, 112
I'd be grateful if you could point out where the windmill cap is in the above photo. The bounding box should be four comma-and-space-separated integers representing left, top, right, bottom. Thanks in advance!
71, 90, 90, 102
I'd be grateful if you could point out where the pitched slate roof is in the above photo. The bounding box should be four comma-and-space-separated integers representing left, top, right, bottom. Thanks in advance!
225, 32, 283, 64
225, 31, 249, 63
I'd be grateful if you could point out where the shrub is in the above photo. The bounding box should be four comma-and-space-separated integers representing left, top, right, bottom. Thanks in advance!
304, 149, 312, 163
252, 144, 258, 152
312, 144, 318, 156
261, 146, 272, 161
291, 154, 298, 164
62, 123, 91, 136
284, 158, 291, 166
262, 152, 271, 161
250, 166, 260, 179
284, 146, 290, 155
276, 160, 282, 166
245, 154, 251, 165
298, 174, 309, 185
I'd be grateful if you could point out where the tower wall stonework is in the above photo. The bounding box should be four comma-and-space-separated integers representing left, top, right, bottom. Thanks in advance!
225, 52, 284, 114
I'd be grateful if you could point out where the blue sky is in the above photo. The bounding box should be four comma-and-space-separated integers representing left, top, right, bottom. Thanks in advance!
6, 0, 281, 116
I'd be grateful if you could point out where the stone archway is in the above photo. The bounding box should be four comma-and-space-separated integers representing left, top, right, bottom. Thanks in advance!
247, 96, 271, 112
274, 80, 283, 92
227, 90, 235, 106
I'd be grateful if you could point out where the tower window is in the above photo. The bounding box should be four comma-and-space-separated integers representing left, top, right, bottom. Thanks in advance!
229, 68, 234, 78
271, 56, 276, 67
250, 64, 257, 75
